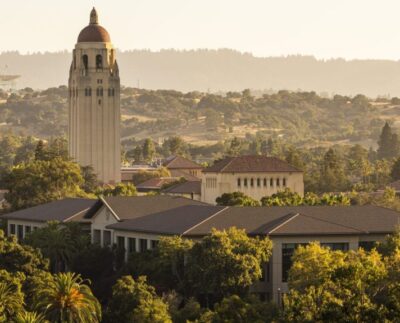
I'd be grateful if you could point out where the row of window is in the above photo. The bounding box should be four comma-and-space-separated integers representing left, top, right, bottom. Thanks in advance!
92, 229, 158, 252
281, 241, 375, 282
78, 87, 116, 97
237, 177, 287, 188
206, 177, 217, 188
9, 224, 39, 240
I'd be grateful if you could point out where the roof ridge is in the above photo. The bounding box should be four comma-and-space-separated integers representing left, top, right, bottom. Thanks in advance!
219, 157, 235, 173
99, 196, 121, 221
299, 213, 367, 234
267, 212, 300, 234
182, 206, 229, 235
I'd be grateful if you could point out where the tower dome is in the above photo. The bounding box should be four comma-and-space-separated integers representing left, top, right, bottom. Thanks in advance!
77, 8, 111, 43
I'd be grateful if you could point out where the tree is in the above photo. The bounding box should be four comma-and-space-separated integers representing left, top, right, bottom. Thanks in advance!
80, 165, 99, 193
185, 228, 273, 301
3, 158, 86, 210
101, 183, 137, 197
104, 275, 169, 323
132, 145, 143, 163
285, 148, 305, 170
199, 295, 278, 323
319, 148, 349, 192
0, 230, 48, 276
164, 136, 188, 157
35, 272, 101, 323
261, 188, 303, 206
391, 157, 400, 181
378, 122, 398, 159
15, 311, 48, 323
216, 192, 260, 206
24, 222, 89, 273
142, 138, 156, 163
284, 242, 388, 322
34, 140, 47, 161
0, 278, 24, 322
227, 137, 242, 156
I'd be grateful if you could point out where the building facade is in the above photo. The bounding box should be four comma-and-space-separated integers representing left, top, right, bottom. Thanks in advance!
201, 155, 304, 204
68, 8, 121, 184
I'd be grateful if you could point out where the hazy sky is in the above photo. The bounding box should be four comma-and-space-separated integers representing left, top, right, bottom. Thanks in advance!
2, 0, 400, 59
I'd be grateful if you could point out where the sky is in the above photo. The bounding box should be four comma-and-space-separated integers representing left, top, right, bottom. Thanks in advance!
2, 0, 400, 60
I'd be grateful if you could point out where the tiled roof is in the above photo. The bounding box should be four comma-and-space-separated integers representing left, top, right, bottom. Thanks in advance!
136, 178, 176, 190
169, 169, 201, 181
203, 155, 302, 173
163, 156, 203, 170
92, 195, 208, 221
163, 181, 201, 195
107, 205, 225, 235
1, 199, 97, 223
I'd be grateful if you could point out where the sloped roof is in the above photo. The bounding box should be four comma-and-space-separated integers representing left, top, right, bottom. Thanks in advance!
136, 178, 176, 190
1, 198, 96, 223
107, 205, 225, 235
185, 205, 400, 236
90, 195, 208, 221
203, 155, 302, 173
163, 181, 201, 195
169, 169, 201, 181
163, 156, 203, 169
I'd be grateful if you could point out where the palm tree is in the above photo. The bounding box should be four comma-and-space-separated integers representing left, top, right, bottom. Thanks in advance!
15, 311, 48, 323
35, 272, 101, 323
0, 281, 24, 322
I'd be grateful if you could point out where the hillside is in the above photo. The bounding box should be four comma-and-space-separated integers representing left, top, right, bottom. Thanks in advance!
0, 87, 398, 149
2, 50, 400, 97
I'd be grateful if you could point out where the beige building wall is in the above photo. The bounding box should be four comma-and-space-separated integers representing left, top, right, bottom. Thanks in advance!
68, 41, 121, 184
7, 220, 46, 240
201, 172, 304, 204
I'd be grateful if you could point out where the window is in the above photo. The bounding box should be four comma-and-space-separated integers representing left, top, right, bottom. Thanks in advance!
206, 178, 217, 188
276, 178, 280, 187
139, 239, 147, 252
17, 225, 23, 240
96, 55, 103, 69
250, 178, 254, 187
244, 178, 248, 187
237, 178, 241, 187
257, 178, 261, 187
282, 243, 307, 282
33, 226, 38, 231
359, 241, 376, 251
283, 178, 287, 187
93, 230, 101, 244
25, 226, 31, 235
321, 242, 349, 251
97, 87, 103, 97
9, 224, 16, 235
82, 54, 88, 70
270, 178, 274, 187
103, 230, 111, 247
128, 238, 136, 253
97, 79, 103, 84
263, 178, 267, 187
85, 88, 92, 97
151, 240, 159, 249
117, 236, 125, 250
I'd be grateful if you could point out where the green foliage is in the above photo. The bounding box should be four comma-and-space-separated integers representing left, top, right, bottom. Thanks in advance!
142, 138, 156, 162
378, 122, 399, 160
14, 311, 48, 323
186, 228, 273, 300
24, 222, 90, 273
130, 167, 171, 186
104, 275, 170, 323
3, 157, 86, 210
35, 272, 101, 323
216, 192, 261, 206
391, 157, 400, 181
200, 295, 279, 323
0, 275, 25, 322
101, 183, 137, 197
283, 240, 400, 322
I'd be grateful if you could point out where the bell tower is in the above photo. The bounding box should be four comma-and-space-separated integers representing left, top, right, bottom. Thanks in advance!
68, 8, 121, 184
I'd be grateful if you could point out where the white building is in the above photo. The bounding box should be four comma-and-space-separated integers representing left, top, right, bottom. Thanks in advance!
3, 196, 399, 303
201, 155, 304, 204
68, 8, 121, 184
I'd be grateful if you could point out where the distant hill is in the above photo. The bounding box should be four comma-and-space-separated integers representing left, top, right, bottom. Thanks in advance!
2, 49, 400, 97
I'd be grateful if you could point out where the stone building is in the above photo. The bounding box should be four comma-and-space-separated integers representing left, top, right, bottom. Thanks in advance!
201, 155, 304, 205
68, 8, 121, 184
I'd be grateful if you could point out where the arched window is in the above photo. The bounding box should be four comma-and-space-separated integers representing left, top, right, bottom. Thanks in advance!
270, 178, 274, 187
96, 55, 103, 69
257, 178, 261, 187
237, 178, 241, 187
82, 55, 88, 70
250, 178, 254, 187
244, 178, 248, 187
88, 88, 92, 96
276, 178, 280, 187
283, 178, 287, 187
264, 178, 267, 187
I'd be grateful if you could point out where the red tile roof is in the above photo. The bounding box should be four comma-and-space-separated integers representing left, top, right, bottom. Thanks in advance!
163, 156, 203, 170
203, 155, 302, 173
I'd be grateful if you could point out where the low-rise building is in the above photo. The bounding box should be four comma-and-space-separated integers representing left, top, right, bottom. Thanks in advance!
201, 155, 304, 204
2, 196, 399, 304
163, 155, 203, 178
